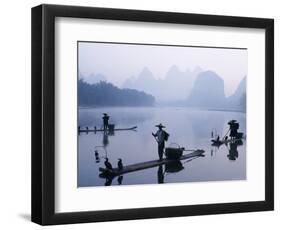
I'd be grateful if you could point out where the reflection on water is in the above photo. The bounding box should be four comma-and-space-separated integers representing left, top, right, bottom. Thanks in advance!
227, 140, 243, 161
78, 107, 246, 187
99, 158, 199, 185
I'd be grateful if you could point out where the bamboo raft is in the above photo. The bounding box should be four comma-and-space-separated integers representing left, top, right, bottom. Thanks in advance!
99, 149, 205, 177
79, 126, 137, 133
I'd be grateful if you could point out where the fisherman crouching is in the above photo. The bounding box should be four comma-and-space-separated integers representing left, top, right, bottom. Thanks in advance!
228, 120, 239, 140
152, 123, 169, 160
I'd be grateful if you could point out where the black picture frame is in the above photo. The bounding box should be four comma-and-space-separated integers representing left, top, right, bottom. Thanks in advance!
31, 4, 274, 225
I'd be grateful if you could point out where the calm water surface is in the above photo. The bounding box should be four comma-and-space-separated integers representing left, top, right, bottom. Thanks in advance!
78, 107, 246, 187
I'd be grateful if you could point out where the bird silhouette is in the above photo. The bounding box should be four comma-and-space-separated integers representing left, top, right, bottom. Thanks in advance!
105, 176, 113, 186
117, 176, 123, 185
94, 150, 100, 163
117, 159, 123, 170
104, 157, 113, 170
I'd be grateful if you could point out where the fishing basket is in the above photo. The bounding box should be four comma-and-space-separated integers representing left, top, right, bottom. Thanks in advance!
165, 143, 184, 160
236, 132, 244, 139
108, 124, 115, 131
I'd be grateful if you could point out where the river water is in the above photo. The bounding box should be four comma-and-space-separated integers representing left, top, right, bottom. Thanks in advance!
78, 107, 246, 187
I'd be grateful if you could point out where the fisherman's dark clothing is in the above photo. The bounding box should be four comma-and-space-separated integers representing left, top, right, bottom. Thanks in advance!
102, 115, 109, 130
154, 129, 166, 160
228, 121, 239, 139
230, 129, 238, 138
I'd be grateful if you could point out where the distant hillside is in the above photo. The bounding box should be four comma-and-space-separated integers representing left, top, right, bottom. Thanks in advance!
79, 69, 246, 111
239, 93, 246, 112
227, 77, 246, 109
187, 71, 246, 111
187, 71, 226, 108
122, 66, 201, 101
78, 80, 155, 107
123, 67, 158, 96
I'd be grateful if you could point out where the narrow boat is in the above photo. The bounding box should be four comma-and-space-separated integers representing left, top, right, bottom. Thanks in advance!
99, 149, 205, 177
79, 126, 137, 133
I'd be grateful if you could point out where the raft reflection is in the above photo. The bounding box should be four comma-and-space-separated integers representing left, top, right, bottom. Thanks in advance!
100, 160, 189, 186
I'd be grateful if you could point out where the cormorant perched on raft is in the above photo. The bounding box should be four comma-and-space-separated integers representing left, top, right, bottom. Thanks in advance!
104, 158, 113, 170
117, 159, 123, 171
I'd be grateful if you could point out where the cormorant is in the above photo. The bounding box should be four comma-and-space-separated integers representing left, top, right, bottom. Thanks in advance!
117, 176, 123, 185
105, 176, 113, 186
117, 159, 123, 170
104, 157, 113, 170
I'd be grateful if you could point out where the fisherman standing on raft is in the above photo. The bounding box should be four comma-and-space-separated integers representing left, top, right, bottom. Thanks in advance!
228, 120, 239, 140
102, 113, 110, 131
152, 123, 169, 160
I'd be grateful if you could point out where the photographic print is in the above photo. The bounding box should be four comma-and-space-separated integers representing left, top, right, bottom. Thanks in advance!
77, 41, 247, 187
32, 5, 274, 224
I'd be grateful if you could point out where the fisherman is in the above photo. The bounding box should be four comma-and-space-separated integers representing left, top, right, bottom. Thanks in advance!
102, 113, 110, 131
152, 123, 169, 160
228, 120, 239, 140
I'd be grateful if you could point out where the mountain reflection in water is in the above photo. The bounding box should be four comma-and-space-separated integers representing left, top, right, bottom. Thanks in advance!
78, 107, 246, 187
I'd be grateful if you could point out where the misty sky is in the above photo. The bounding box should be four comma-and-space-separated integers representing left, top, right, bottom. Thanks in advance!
78, 42, 247, 97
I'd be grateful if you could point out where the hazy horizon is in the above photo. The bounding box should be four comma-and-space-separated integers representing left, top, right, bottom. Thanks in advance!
78, 42, 247, 97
